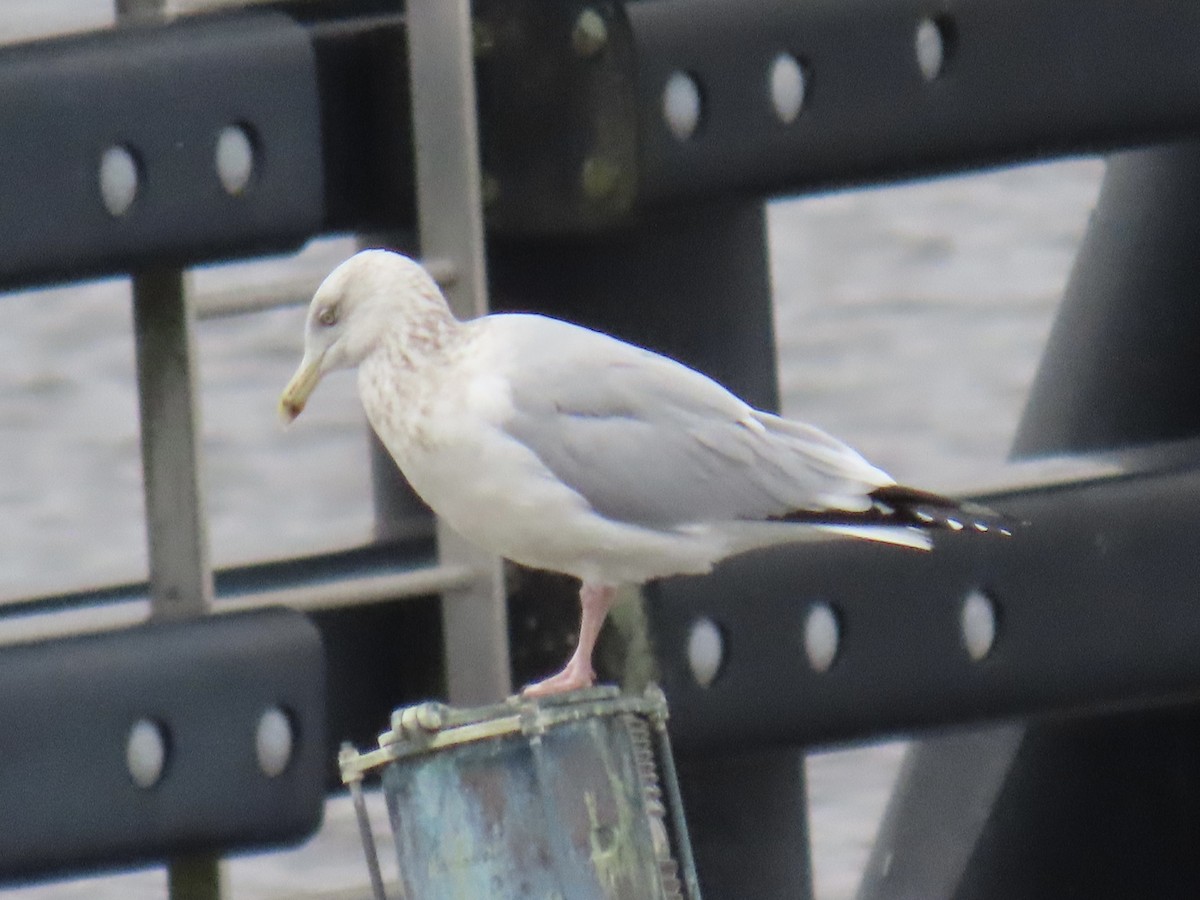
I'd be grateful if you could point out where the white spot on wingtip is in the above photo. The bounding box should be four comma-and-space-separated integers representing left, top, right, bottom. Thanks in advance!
972, 521, 989, 533
946, 518, 964, 531
914, 510, 935, 524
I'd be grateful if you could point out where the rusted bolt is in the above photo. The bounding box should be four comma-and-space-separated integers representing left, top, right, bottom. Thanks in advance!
472, 20, 496, 58
581, 156, 622, 201
481, 172, 501, 207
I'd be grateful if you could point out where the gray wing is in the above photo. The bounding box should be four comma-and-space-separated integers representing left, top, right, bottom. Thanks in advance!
493, 315, 893, 528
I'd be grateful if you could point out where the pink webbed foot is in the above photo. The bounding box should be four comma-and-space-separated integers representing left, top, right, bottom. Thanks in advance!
521, 659, 596, 698
520, 582, 617, 699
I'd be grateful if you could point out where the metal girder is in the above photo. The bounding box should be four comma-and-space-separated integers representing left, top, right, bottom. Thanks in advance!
8, 1, 1200, 286
0, 608, 325, 881
620, 0, 1200, 204
0, 10, 324, 288
470, 0, 1200, 229
647, 438, 1200, 753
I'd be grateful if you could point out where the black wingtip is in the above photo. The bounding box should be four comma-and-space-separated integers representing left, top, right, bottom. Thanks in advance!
770, 485, 1016, 536
869, 485, 1016, 536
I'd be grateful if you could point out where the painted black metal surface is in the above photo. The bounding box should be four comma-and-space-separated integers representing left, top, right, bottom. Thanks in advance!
0, 10, 324, 288
11, 0, 1200, 284
0, 540, 446, 796
1013, 141, 1200, 455
625, 0, 1200, 204
0, 608, 325, 881
858, 140, 1200, 900
649, 443, 1200, 752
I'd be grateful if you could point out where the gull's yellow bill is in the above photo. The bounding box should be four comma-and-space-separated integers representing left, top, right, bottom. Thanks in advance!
278, 354, 322, 424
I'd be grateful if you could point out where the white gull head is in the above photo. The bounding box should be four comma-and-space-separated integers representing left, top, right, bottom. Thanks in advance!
278, 249, 455, 423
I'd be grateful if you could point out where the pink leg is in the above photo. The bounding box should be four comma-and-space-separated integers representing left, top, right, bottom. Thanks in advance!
522, 583, 618, 698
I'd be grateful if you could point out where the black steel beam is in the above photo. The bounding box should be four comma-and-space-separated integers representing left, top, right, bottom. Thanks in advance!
0, 538, 446, 796
623, 0, 1200, 205
619, 0, 1200, 204
0, 608, 325, 881
9, 0, 1200, 285
1013, 141, 1200, 455
0, 10, 325, 288
480, 0, 1200, 229
647, 439, 1200, 753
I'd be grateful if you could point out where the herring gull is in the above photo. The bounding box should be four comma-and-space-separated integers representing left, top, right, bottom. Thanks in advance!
279, 250, 1007, 696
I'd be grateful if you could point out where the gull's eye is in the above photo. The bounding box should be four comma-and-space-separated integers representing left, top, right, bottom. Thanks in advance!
316, 305, 339, 327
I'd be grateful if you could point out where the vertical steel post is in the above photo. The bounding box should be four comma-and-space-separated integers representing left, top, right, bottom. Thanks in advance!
491, 200, 812, 900
119, 6, 221, 899
861, 141, 1200, 900
402, 0, 511, 705
132, 269, 215, 621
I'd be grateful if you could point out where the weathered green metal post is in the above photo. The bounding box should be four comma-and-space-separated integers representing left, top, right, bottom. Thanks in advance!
342, 686, 699, 900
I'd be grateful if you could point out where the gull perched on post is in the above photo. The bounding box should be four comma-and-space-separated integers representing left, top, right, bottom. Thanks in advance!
280, 250, 1005, 697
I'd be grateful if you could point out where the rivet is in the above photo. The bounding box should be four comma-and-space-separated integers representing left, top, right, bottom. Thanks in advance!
472, 20, 496, 58
481, 172, 501, 207
960, 589, 997, 661
915, 16, 952, 80
769, 53, 806, 124
662, 71, 702, 141
255, 706, 294, 778
687, 617, 724, 688
572, 8, 608, 58
804, 602, 840, 673
581, 155, 622, 201
99, 144, 139, 217
215, 124, 255, 196
126, 718, 167, 789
